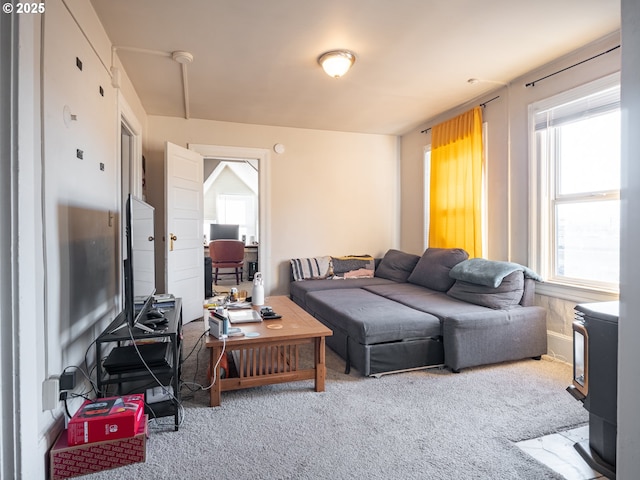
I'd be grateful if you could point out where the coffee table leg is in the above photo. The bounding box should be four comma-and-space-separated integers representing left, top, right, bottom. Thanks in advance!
315, 336, 326, 392
210, 345, 222, 407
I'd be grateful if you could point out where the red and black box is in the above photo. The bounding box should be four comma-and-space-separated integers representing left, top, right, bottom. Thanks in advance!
67, 394, 145, 446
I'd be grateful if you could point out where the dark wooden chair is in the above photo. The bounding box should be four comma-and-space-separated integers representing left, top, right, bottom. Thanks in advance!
209, 240, 245, 285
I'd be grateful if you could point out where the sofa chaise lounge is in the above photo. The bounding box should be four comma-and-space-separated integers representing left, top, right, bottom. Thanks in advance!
290, 248, 547, 376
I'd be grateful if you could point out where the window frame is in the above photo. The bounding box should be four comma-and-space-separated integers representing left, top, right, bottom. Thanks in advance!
528, 73, 621, 302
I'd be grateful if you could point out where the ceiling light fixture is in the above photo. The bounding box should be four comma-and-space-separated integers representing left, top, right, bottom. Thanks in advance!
318, 50, 356, 78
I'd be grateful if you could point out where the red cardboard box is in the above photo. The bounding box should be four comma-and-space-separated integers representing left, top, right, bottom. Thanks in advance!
50, 415, 147, 480
67, 394, 144, 446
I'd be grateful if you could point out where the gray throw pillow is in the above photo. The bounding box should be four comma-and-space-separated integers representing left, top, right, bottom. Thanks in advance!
447, 271, 525, 309
407, 248, 469, 292
375, 249, 421, 283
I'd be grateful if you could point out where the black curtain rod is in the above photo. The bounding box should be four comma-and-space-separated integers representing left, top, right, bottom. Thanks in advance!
525, 45, 620, 88
480, 95, 500, 108
421, 96, 500, 133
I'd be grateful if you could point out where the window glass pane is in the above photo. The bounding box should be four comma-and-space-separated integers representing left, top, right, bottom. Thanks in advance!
558, 110, 620, 195
555, 200, 619, 284
221, 197, 247, 226
424, 148, 431, 250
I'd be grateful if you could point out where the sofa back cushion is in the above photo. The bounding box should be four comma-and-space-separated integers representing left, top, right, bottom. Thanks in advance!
407, 248, 469, 292
446, 271, 524, 309
374, 249, 421, 283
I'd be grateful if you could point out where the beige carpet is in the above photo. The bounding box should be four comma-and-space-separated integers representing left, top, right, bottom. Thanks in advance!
79, 319, 587, 480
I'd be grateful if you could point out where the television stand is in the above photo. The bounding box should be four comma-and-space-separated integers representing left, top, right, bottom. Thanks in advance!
96, 298, 183, 430
108, 318, 156, 335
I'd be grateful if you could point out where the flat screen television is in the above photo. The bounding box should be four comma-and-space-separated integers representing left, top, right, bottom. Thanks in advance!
210, 223, 239, 241
111, 194, 157, 334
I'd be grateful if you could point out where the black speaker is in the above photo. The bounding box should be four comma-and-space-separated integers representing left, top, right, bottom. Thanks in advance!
248, 261, 258, 281
204, 257, 213, 297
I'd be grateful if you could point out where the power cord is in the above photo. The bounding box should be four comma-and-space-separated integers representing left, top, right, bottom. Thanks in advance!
81, 336, 99, 396
180, 330, 208, 395
181, 335, 227, 392
60, 391, 92, 420
204, 336, 227, 391
58, 352, 99, 420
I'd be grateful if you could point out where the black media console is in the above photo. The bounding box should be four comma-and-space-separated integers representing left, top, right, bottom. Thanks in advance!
96, 298, 183, 431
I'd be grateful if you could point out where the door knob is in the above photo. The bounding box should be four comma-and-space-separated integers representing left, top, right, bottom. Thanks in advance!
170, 233, 178, 251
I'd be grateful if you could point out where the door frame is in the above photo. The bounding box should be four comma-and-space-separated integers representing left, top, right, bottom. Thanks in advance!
189, 144, 271, 294
117, 91, 144, 199
117, 92, 144, 308
1, 9, 19, 478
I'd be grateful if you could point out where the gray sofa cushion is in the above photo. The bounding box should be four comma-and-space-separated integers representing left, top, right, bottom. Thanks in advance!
305, 288, 442, 344
443, 306, 547, 371
364, 283, 492, 320
289, 276, 395, 307
446, 271, 524, 309
374, 249, 421, 283
407, 248, 469, 292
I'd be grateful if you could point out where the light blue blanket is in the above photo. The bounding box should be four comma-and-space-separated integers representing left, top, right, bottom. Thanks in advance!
449, 258, 543, 288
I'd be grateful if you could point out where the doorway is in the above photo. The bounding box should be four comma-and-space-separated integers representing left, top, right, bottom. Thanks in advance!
203, 159, 259, 247
189, 144, 271, 296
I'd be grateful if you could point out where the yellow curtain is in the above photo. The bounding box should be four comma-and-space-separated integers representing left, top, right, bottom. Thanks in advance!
429, 106, 483, 258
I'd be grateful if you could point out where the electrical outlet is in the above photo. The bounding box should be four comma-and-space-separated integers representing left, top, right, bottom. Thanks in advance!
42, 378, 59, 411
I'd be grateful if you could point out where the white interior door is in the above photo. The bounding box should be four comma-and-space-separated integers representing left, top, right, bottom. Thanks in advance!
165, 142, 204, 322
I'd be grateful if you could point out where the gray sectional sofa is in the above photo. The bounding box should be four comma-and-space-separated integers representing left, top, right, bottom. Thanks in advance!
290, 248, 547, 376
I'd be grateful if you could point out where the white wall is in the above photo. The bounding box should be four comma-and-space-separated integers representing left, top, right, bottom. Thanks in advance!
14, 2, 148, 478
146, 116, 400, 295
618, 0, 640, 475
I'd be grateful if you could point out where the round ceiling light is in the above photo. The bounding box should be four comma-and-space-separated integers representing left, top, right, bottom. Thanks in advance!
317, 50, 356, 78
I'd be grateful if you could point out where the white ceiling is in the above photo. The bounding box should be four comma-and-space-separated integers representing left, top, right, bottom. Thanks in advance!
90, 0, 620, 135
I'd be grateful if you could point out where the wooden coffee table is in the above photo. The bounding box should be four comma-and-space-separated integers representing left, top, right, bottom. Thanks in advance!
205, 296, 333, 406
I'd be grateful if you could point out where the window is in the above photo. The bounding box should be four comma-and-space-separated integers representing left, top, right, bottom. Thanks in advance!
423, 146, 431, 250
530, 73, 620, 294
216, 193, 257, 241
